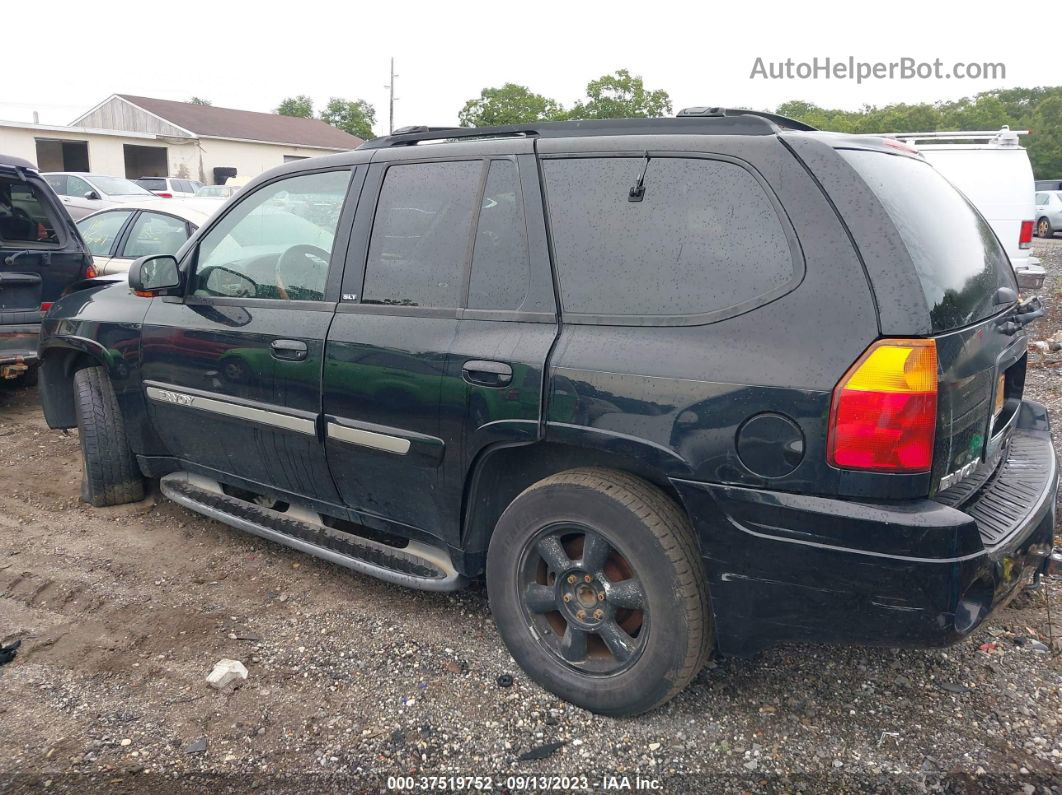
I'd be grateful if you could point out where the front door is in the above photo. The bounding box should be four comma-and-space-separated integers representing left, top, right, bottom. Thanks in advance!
323, 144, 557, 546
139, 166, 361, 504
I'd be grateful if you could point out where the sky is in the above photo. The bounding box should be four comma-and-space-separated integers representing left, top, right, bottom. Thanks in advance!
4, 0, 1058, 135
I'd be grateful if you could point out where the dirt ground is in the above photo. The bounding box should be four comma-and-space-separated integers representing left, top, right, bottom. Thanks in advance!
1, 246, 1061, 795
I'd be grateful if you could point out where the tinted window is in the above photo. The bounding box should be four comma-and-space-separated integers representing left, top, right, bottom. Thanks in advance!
137, 178, 166, 191
1, 179, 59, 244
542, 157, 794, 318
193, 170, 350, 301
841, 150, 1015, 331
468, 160, 530, 310
123, 212, 190, 258
363, 161, 482, 308
77, 210, 133, 255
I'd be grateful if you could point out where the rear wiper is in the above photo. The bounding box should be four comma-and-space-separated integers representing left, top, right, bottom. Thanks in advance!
999, 296, 1044, 335
3, 249, 51, 267
628, 153, 649, 202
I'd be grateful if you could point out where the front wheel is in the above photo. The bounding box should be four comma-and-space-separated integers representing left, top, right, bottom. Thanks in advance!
74, 366, 144, 507
487, 468, 710, 716
1037, 217, 1053, 238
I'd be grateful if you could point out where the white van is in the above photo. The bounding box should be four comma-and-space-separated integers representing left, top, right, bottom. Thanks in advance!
891, 127, 1043, 289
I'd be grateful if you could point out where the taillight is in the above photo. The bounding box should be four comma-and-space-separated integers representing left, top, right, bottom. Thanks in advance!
827, 339, 938, 473
157, 192, 173, 198
84, 262, 98, 279
1019, 220, 1034, 249
40, 302, 52, 312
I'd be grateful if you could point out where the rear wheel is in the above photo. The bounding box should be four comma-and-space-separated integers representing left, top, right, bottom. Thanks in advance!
1037, 217, 1053, 238
74, 366, 144, 507
486, 468, 710, 716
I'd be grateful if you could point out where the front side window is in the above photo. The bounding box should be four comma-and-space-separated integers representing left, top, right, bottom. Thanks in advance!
363, 160, 482, 308
77, 210, 133, 255
468, 160, 530, 311
66, 175, 93, 198
0, 178, 60, 245
123, 212, 190, 258
542, 157, 795, 319
43, 174, 67, 195
193, 170, 350, 301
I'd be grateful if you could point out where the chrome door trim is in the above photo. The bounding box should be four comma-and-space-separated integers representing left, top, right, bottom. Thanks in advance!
326, 422, 411, 455
145, 384, 316, 436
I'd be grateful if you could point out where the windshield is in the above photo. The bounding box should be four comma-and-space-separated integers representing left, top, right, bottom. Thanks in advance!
196, 186, 233, 198
840, 150, 1016, 331
89, 176, 153, 196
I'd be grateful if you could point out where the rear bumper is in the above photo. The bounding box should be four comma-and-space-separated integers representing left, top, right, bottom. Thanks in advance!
0, 323, 40, 374
674, 399, 1058, 656
1014, 257, 1046, 290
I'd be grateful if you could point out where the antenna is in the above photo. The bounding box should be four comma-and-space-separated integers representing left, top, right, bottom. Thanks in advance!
384, 57, 399, 134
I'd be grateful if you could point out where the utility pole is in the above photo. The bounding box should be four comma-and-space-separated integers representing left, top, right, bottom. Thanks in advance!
385, 57, 398, 133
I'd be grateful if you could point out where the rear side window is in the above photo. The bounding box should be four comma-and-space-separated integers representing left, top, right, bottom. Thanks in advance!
542, 157, 796, 320
468, 160, 530, 311
363, 160, 482, 308
840, 150, 1015, 331
1, 178, 59, 245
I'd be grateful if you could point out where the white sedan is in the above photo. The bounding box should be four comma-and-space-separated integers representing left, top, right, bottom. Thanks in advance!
76, 199, 220, 275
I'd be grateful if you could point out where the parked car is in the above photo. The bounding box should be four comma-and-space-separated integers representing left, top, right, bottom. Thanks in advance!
0, 155, 94, 383
1034, 190, 1062, 238
195, 184, 240, 199
135, 177, 203, 199
76, 199, 217, 276
37, 112, 1057, 716
42, 173, 156, 220
895, 127, 1044, 289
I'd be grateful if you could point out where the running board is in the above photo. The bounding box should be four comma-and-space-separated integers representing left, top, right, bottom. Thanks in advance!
159, 472, 466, 592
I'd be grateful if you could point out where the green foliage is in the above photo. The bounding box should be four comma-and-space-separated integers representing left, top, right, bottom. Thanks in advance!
188, 97, 212, 106
565, 69, 671, 120
776, 87, 1062, 177
320, 97, 377, 139
275, 95, 314, 118
458, 83, 563, 127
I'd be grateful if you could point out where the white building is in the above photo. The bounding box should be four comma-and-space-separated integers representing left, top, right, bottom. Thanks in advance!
0, 94, 363, 185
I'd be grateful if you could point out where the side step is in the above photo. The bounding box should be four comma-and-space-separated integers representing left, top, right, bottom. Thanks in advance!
160, 472, 466, 592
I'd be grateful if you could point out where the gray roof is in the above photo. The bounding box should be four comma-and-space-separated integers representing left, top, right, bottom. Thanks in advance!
118, 95, 363, 150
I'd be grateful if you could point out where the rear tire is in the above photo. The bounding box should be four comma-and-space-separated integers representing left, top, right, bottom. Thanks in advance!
1037, 217, 1053, 238
74, 366, 144, 507
486, 468, 710, 716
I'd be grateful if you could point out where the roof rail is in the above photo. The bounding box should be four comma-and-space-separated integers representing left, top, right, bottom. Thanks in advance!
358, 112, 817, 150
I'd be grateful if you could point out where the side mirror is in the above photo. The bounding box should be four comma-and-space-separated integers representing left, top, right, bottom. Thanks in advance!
129, 254, 181, 296
84, 191, 101, 201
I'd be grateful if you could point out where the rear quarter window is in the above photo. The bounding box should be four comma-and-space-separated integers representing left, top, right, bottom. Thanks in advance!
1, 178, 60, 245
839, 150, 1015, 331
541, 156, 799, 323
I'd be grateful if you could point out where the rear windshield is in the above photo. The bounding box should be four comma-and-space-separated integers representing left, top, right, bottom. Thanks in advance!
1, 177, 59, 245
840, 150, 1015, 331
137, 178, 167, 191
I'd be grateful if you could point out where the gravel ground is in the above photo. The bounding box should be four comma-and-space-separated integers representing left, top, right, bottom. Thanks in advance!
1, 246, 1061, 794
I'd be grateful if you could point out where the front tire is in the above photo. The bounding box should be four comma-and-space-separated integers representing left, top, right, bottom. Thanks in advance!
486, 468, 710, 716
74, 366, 144, 507
1037, 217, 1053, 238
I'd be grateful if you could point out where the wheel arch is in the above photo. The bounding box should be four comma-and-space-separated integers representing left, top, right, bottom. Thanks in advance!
39, 338, 112, 429
460, 438, 694, 576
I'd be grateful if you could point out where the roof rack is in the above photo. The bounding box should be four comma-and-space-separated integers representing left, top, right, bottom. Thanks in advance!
358, 111, 818, 149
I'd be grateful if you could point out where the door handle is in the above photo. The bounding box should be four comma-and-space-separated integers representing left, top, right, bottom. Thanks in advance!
270, 339, 308, 361
462, 360, 513, 387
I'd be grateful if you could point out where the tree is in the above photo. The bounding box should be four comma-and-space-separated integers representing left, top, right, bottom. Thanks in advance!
1029, 95, 1062, 179
564, 69, 671, 120
276, 95, 314, 118
320, 97, 377, 139
458, 83, 564, 127
189, 97, 212, 106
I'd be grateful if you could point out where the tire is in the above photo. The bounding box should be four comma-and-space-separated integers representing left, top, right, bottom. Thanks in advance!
74, 366, 144, 507
1037, 217, 1053, 238
486, 468, 710, 716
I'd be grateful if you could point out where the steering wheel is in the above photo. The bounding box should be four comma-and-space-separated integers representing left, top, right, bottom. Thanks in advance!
275, 244, 330, 301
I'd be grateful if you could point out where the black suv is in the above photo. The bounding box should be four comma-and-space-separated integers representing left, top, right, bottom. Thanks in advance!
1, 155, 93, 383
37, 112, 1057, 716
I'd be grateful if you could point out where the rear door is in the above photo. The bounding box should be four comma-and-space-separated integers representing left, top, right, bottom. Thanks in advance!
322, 140, 556, 545
839, 149, 1027, 493
1, 169, 83, 317
140, 166, 360, 504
